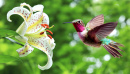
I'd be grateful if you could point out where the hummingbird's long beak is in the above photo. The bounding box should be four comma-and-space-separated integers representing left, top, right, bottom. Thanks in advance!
63, 22, 72, 24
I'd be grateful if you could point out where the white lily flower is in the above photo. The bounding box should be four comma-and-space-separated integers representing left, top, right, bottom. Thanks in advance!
7, 3, 56, 70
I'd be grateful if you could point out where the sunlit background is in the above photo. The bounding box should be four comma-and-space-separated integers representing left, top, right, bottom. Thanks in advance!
0, 0, 130, 74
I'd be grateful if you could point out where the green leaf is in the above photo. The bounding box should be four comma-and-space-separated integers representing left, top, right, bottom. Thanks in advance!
0, 55, 20, 63
0, 29, 19, 39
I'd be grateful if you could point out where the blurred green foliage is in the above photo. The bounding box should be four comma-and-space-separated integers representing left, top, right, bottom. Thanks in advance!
0, 29, 20, 38
0, 0, 130, 74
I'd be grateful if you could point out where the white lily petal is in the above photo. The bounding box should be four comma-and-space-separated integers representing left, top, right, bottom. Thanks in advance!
20, 3, 33, 13
26, 12, 49, 33
42, 13, 49, 25
7, 7, 30, 22
50, 38, 56, 50
27, 36, 50, 53
16, 42, 34, 57
7, 7, 31, 36
37, 38, 54, 70
38, 54, 52, 70
26, 35, 54, 70
20, 3, 33, 22
16, 22, 28, 36
15, 35, 28, 43
26, 11, 43, 33
32, 4, 44, 12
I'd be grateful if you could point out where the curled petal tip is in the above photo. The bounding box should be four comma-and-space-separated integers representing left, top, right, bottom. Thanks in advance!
7, 17, 12, 22
38, 61, 52, 70
20, 3, 27, 6
8, 19, 12, 22
20, 3, 25, 5
32, 5, 44, 12
37, 52, 53, 70
7, 11, 12, 22
38, 64, 47, 70
38, 62, 52, 70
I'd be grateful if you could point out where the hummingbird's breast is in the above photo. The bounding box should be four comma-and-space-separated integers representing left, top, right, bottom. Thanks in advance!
77, 31, 101, 47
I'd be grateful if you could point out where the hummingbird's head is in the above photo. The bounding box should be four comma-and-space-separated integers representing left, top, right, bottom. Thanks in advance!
72, 19, 85, 32
64, 19, 85, 32
72, 19, 85, 26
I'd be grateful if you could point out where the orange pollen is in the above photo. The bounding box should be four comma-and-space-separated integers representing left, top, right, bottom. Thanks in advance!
41, 24, 45, 28
41, 24, 49, 28
40, 32, 44, 35
47, 35, 52, 39
46, 25, 50, 28
46, 30, 53, 35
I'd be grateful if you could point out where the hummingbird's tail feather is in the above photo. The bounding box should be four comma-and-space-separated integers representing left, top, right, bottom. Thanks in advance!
110, 42, 124, 47
102, 42, 124, 58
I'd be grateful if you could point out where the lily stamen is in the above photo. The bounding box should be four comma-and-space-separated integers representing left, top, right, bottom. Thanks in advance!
40, 32, 44, 35
41, 24, 54, 29
41, 24, 45, 28
41, 24, 54, 39
48, 25, 54, 29
41, 24, 49, 28
47, 35, 52, 39
46, 30, 53, 35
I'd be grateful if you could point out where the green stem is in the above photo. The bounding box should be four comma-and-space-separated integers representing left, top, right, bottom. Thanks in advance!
49, 25, 54, 29
5, 37, 24, 46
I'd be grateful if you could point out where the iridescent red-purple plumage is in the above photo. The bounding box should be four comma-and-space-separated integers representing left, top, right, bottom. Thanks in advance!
72, 20, 85, 32
87, 22, 118, 42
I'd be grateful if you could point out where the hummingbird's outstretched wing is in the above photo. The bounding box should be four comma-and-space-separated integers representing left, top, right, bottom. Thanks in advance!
86, 14, 104, 30
87, 22, 117, 42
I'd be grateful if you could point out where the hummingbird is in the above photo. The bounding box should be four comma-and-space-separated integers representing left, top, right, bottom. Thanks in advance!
64, 14, 124, 58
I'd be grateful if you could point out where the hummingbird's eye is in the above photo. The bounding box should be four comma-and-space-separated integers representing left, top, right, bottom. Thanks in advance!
77, 21, 81, 23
